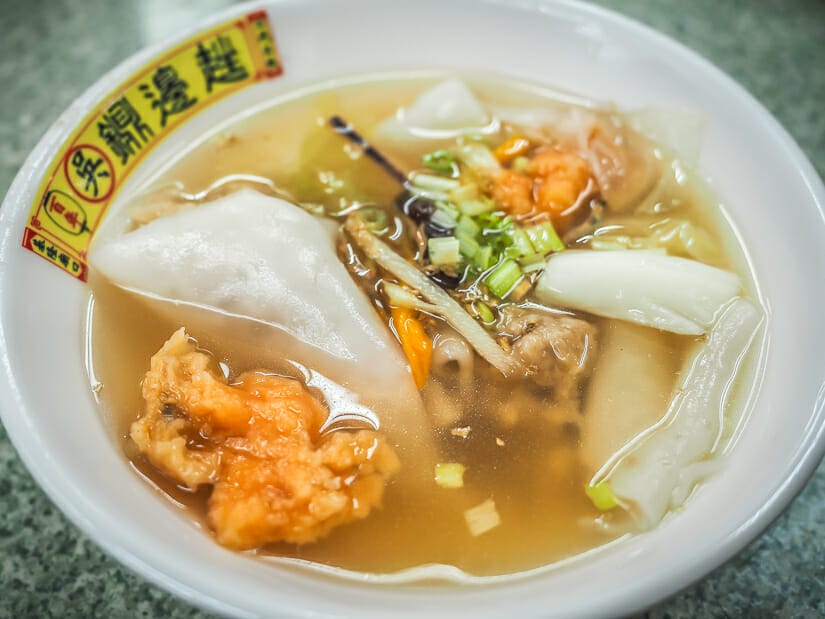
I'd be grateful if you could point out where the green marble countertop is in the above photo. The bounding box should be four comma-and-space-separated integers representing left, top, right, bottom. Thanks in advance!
1, 1, 823, 617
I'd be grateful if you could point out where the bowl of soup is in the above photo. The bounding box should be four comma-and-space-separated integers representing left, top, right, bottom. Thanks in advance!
1, 1, 824, 617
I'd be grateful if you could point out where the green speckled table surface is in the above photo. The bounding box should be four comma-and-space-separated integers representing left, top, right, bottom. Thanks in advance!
1, 1, 823, 617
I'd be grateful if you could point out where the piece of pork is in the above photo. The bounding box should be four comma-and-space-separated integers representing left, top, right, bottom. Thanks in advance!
500, 306, 598, 401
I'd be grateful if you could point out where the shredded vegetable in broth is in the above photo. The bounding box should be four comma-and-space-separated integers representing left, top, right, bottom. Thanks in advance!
86, 73, 764, 578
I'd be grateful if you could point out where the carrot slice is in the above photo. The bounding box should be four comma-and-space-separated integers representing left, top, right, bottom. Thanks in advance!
493, 135, 531, 163
390, 307, 433, 389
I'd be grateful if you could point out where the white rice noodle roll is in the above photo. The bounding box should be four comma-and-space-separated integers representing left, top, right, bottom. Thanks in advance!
376, 79, 493, 142
535, 250, 741, 335
590, 217, 721, 265
606, 298, 762, 529
431, 328, 475, 393
623, 107, 707, 168
90, 189, 433, 466
581, 320, 678, 473
423, 328, 476, 427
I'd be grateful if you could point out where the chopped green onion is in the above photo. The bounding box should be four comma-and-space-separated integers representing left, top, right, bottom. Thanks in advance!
464, 499, 501, 536
511, 156, 530, 173
456, 215, 481, 239
525, 221, 565, 254
448, 183, 479, 203
474, 302, 496, 325
430, 208, 457, 231
507, 228, 535, 259
477, 211, 513, 233
434, 199, 460, 221
457, 143, 501, 172
428, 236, 461, 267
422, 149, 457, 175
409, 172, 461, 193
485, 259, 523, 298
473, 245, 494, 270
434, 462, 465, 489
354, 207, 389, 235
457, 197, 495, 217
585, 480, 619, 511
520, 254, 548, 273
456, 231, 480, 259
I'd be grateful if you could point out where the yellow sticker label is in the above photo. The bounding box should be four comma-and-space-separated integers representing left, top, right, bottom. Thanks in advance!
22, 10, 282, 280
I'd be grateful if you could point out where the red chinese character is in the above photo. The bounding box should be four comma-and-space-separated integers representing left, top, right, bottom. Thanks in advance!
49, 194, 66, 215
63, 210, 80, 230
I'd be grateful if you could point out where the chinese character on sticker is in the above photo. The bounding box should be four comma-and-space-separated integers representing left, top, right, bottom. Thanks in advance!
32, 238, 46, 253
63, 209, 81, 231
58, 253, 70, 267
46, 245, 58, 260
97, 97, 154, 165
71, 149, 110, 199
139, 65, 198, 128
196, 35, 249, 92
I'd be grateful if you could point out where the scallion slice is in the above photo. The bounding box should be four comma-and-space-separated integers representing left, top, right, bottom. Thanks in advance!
457, 197, 495, 217
474, 301, 496, 325
507, 227, 535, 258
428, 236, 461, 267
585, 480, 619, 511
457, 143, 501, 172
456, 232, 480, 259
449, 183, 479, 203
422, 149, 457, 175
473, 245, 494, 270
456, 215, 481, 239
430, 208, 457, 231
485, 259, 523, 298
409, 172, 461, 193
434, 463, 465, 489
511, 155, 530, 172
525, 221, 564, 253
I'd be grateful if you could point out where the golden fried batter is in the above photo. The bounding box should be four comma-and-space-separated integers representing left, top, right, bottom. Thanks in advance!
490, 148, 593, 232
131, 329, 400, 550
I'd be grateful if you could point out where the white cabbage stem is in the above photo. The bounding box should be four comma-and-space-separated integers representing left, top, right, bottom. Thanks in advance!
535, 250, 742, 335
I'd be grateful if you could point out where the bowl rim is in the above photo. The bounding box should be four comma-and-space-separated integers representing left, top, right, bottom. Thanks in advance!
1, 0, 824, 617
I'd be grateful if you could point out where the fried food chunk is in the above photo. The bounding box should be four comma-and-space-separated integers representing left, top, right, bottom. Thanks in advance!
490, 169, 534, 215
131, 329, 400, 550
528, 150, 592, 216
490, 148, 593, 231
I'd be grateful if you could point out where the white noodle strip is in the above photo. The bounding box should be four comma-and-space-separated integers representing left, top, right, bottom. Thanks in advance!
346, 218, 516, 375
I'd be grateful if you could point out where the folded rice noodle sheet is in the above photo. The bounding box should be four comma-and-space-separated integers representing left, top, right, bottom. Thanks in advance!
90, 189, 434, 470
375, 78, 494, 145
600, 298, 762, 529
581, 320, 679, 474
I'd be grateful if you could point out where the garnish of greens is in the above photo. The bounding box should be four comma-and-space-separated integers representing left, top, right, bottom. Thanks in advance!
328, 116, 565, 333
409, 142, 565, 302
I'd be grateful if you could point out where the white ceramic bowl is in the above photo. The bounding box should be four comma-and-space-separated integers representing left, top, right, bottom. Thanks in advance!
2, 1, 824, 617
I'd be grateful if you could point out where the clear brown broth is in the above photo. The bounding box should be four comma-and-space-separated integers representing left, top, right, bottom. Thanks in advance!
88, 73, 757, 577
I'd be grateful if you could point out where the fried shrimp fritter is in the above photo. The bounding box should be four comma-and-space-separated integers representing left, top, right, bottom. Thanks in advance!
131, 329, 400, 549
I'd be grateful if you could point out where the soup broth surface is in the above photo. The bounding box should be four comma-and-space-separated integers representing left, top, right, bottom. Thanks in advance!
89, 73, 761, 577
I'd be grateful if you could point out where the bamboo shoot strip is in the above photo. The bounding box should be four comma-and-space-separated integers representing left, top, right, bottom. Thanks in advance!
346, 217, 517, 376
